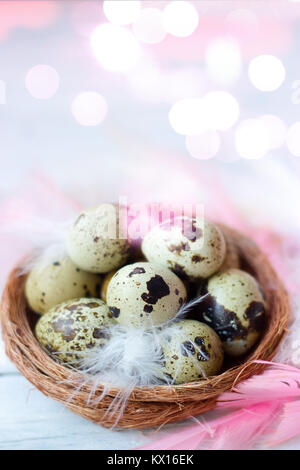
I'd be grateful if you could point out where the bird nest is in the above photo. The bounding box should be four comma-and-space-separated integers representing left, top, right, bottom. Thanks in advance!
0, 225, 290, 429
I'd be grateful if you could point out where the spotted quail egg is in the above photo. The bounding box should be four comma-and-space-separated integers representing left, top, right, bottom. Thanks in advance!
142, 217, 226, 281
160, 320, 223, 384
219, 231, 240, 272
106, 262, 187, 327
101, 270, 117, 302
35, 297, 115, 363
195, 268, 266, 357
25, 257, 103, 314
66, 203, 131, 273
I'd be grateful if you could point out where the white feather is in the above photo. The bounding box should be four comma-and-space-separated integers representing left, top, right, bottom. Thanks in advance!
174, 293, 209, 320
5, 217, 72, 273
63, 296, 210, 424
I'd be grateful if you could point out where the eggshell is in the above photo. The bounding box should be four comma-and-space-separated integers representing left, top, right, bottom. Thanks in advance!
106, 262, 187, 327
35, 298, 114, 363
160, 320, 223, 384
66, 203, 131, 273
142, 217, 226, 281
25, 257, 103, 314
196, 268, 266, 356
101, 270, 116, 302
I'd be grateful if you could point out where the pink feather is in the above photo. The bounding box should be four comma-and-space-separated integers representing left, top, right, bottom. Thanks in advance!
137, 402, 280, 450
138, 362, 300, 450
218, 362, 300, 409
268, 400, 300, 447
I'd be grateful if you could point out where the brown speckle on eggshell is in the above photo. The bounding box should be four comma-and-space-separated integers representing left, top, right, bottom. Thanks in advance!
106, 262, 187, 327
25, 257, 103, 315
160, 320, 223, 384
142, 217, 226, 281
35, 297, 115, 363
196, 268, 266, 356
66, 204, 131, 273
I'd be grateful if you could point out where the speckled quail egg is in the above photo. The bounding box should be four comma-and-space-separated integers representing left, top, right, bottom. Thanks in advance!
101, 270, 117, 302
142, 217, 226, 281
106, 262, 187, 327
35, 297, 115, 363
196, 268, 266, 357
219, 231, 240, 272
160, 320, 223, 384
66, 203, 131, 273
25, 257, 103, 314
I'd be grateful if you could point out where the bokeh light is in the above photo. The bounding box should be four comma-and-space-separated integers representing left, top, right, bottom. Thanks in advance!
248, 54, 286, 91
162, 1, 198, 38
169, 98, 207, 136
132, 8, 166, 44
169, 91, 239, 136
71, 91, 108, 126
186, 131, 221, 160
91, 23, 141, 72
103, 0, 141, 26
259, 114, 287, 149
235, 119, 270, 159
205, 38, 242, 86
286, 122, 300, 156
25, 65, 59, 99
202, 91, 240, 131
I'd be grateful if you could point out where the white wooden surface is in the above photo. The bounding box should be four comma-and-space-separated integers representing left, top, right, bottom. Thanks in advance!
0, 334, 148, 450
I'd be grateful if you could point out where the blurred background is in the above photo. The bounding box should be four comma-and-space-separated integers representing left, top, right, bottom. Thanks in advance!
1, 0, 300, 449
1, 1, 300, 209
0, 2, 299, 203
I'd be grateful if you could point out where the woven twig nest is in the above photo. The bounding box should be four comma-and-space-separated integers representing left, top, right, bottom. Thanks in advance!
1, 225, 290, 429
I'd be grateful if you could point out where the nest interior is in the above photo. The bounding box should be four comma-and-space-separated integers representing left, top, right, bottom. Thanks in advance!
0, 225, 290, 429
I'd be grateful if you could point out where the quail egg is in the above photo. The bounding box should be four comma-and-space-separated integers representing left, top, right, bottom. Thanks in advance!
142, 217, 226, 281
101, 270, 117, 302
160, 320, 223, 384
25, 257, 103, 314
66, 203, 131, 273
35, 297, 115, 363
196, 268, 266, 356
106, 262, 187, 327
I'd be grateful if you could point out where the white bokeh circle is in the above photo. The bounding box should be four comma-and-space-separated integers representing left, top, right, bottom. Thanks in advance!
259, 115, 287, 150
133, 8, 166, 44
169, 98, 207, 135
286, 122, 300, 157
103, 0, 141, 25
91, 23, 141, 72
169, 92, 239, 135
25, 65, 60, 99
186, 131, 221, 160
248, 55, 286, 92
162, 1, 198, 38
205, 38, 242, 86
235, 119, 270, 159
71, 91, 108, 126
202, 91, 240, 131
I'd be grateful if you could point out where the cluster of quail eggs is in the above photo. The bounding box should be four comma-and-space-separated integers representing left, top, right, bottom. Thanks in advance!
26, 203, 266, 385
